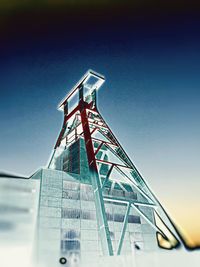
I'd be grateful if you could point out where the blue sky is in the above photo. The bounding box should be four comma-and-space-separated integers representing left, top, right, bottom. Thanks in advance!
0, 3, 200, 246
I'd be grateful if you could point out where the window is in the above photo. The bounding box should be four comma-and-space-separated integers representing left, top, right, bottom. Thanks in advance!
62, 190, 80, 200
62, 208, 96, 220
128, 215, 141, 224
62, 209, 81, 219
61, 240, 80, 252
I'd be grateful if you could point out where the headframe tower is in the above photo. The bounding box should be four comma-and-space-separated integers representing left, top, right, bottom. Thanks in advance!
46, 70, 182, 260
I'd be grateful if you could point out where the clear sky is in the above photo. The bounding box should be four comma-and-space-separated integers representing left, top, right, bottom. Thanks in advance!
0, 1, 200, 248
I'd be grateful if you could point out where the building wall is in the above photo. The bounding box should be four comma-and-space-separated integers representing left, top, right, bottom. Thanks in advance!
35, 137, 158, 266
0, 177, 40, 267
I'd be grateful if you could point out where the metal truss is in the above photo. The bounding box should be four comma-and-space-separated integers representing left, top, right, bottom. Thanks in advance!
51, 70, 183, 255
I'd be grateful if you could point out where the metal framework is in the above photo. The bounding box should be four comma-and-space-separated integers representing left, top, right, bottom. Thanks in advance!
50, 70, 183, 255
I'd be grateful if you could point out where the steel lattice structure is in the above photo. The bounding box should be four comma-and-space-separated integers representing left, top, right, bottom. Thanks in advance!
48, 70, 183, 256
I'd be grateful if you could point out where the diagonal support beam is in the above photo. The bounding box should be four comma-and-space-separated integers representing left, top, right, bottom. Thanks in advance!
103, 195, 156, 208
117, 203, 131, 255
94, 142, 104, 156
115, 165, 154, 204
131, 203, 168, 239
102, 164, 114, 189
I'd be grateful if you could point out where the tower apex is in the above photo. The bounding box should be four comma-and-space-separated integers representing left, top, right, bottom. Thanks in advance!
58, 69, 105, 111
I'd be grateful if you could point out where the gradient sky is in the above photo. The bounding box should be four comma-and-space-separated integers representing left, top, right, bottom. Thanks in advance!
0, 1, 200, 248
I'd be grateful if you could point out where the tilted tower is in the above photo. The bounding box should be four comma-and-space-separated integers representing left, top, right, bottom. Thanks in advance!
33, 70, 183, 266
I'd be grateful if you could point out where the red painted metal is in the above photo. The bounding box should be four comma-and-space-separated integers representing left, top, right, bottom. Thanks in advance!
96, 159, 131, 169
80, 106, 98, 171
94, 142, 104, 156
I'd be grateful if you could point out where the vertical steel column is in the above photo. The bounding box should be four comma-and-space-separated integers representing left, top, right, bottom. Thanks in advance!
79, 102, 113, 256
